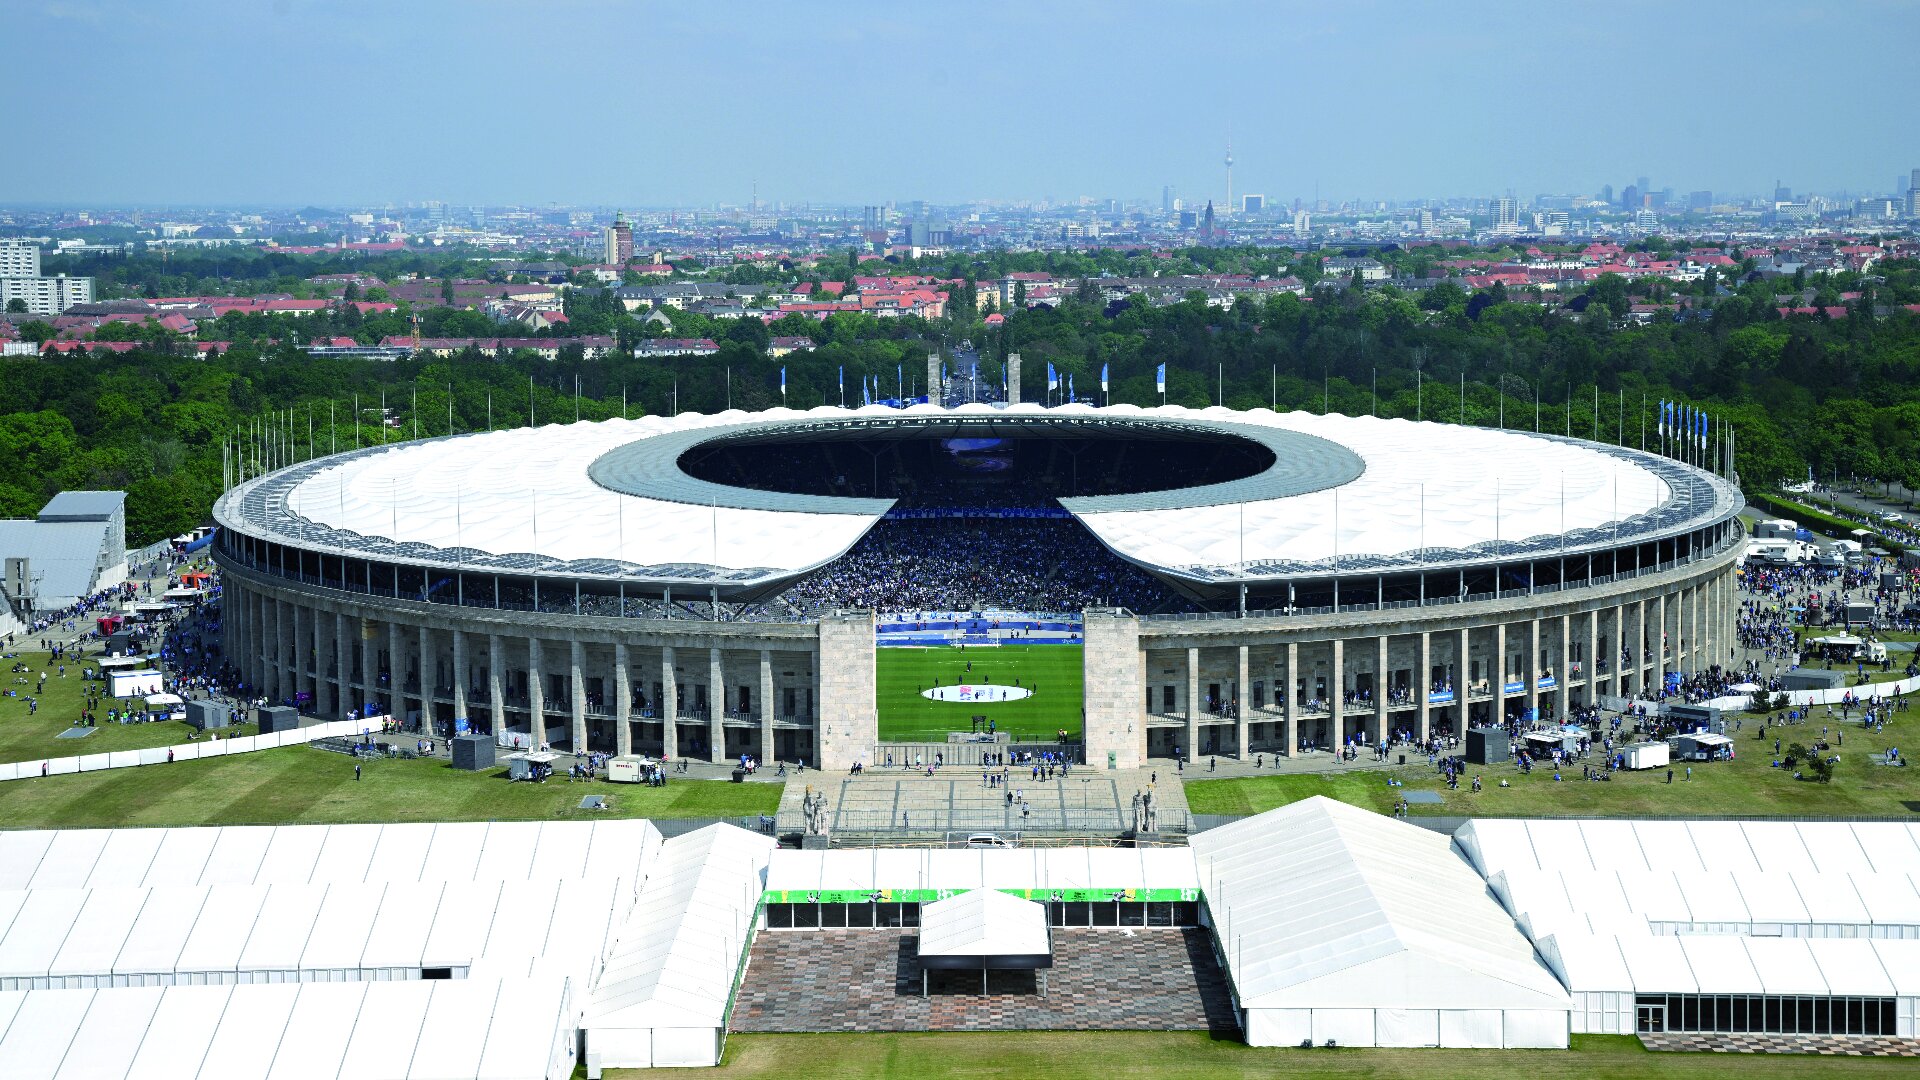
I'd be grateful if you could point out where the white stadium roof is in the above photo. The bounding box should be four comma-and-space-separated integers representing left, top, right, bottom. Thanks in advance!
219, 403, 1735, 589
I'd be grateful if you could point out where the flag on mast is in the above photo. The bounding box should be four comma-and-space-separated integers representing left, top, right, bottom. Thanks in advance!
1155, 363, 1167, 396
780, 366, 787, 399
1046, 362, 1057, 392
1100, 362, 1110, 393
1068, 372, 1075, 403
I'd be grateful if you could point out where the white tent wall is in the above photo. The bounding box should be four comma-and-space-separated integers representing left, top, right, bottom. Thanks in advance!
582, 824, 775, 1071
1198, 799, 1570, 1050
1373, 1008, 1441, 1047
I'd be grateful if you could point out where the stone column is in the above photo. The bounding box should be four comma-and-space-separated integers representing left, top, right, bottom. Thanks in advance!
1235, 644, 1250, 759
291, 602, 309, 705
1373, 634, 1389, 745
486, 633, 506, 733
1614, 603, 1628, 695
334, 611, 350, 717
1493, 621, 1507, 724
1184, 646, 1201, 760
451, 629, 468, 726
1587, 611, 1600, 708
358, 616, 377, 719
614, 642, 633, 757
269, 597, 286, 702
1558, 613, 1571, 713
1525, 619, 1540, 721
1083, 612, 1144, 770
661, 645, 679, 760
418, 624, 434, 733
1654, 593, 1668, 691
1457, 626, 1471, 734
1330, 638, 1344, 745
1417, 631, 1431, 743
1282, 642, 1299, 756
528, 636, 546, 748
1689, 585, 1700, 673
385, 620, 403, 712
758, 649, 775, 767
571, 639, 588, 754
816, 612, 877, 771
708, 647, 726, 763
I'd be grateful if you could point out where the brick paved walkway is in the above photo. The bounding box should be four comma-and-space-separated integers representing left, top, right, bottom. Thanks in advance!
1643, 1033, 1920, 1056
731, 928, 1239, 1035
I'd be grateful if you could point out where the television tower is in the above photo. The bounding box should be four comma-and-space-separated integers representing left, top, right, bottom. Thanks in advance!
1224, 126, 1234, 218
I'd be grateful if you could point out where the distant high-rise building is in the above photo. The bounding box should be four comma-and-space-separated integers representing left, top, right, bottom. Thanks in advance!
0, 240, 40, 278
603, 212, 633, 265
1491, 196, 1518, 232
1774, 184, 1793, 204
1179, 209, 1199, 230
1620, 185, 1639, 210
862, 205, 883, 230
1292, 210, 1311, 236
1911, 166, 1919, 192
1688, 190, 1713, 211
1636, 176, 1650, 195
1241, 194, 1264, 214
1599, 184, 1614, 205
1162, 185, 1173, 214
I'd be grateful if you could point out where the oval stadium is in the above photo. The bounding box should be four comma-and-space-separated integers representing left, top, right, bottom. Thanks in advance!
212, 403, 1745, 772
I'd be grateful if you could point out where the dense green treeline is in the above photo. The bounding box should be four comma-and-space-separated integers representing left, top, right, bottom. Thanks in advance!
8, 252, 1920, 546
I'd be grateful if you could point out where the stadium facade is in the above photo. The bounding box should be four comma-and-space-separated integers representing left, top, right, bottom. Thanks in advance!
211, 404, 1744, 770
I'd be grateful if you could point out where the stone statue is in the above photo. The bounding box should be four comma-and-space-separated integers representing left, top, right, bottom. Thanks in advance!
1130, 790, 1144, 832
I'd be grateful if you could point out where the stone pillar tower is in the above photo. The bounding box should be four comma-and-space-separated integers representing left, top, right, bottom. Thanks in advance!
1006, 352, 1022, 406
1082, 609, 1143, 770
926, 353, 941, 406
816, 610, 878, 771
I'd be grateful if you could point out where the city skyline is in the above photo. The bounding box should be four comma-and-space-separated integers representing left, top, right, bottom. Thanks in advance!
6, 0, 1915, 208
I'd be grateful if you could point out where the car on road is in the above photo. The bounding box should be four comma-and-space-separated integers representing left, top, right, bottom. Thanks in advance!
962, 833, 1017, 848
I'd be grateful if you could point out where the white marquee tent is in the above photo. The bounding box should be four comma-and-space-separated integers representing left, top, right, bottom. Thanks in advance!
1191, 797, 1571, 1048
0, 976, 577, 1080
582, 824, 775, 1071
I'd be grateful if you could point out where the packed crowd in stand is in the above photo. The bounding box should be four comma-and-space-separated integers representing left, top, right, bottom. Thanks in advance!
782, 514, 1185, 615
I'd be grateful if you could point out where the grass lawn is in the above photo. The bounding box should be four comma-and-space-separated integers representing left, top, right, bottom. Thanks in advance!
612, 1032, 1920, 1079
0, 745, 779, 829
876, 644, 1082, 742
0, 650, 259, 765
1187, 706, 1920, 819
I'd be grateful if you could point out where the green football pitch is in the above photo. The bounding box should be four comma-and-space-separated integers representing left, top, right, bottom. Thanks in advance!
876, 644, 1083, 743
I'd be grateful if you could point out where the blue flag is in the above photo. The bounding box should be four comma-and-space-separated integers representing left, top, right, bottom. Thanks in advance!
780, 366, 786, 395
1156, 363, 1167, 395
1068, 372, 1076, 403
838, 366, 844, 393
1047, 362, 1057, 391
1100, 362, 1109, 393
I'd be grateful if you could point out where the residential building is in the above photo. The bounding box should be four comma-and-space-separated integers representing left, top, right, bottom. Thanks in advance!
0, 273, 93, 315
1241, 194, 1265, 215
0, 240, 40, 277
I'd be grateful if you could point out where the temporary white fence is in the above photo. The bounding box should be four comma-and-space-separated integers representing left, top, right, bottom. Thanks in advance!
0, 717, 371, 784
1706, 673, 1920, 711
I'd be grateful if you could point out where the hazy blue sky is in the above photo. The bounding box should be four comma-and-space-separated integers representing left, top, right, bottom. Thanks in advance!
8, 0, 1915, 207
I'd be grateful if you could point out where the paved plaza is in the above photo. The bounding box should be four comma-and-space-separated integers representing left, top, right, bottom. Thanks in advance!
1643, 1033, 1920, 1056
731, 927, 1238, 1035
775, 767, 1191, 839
